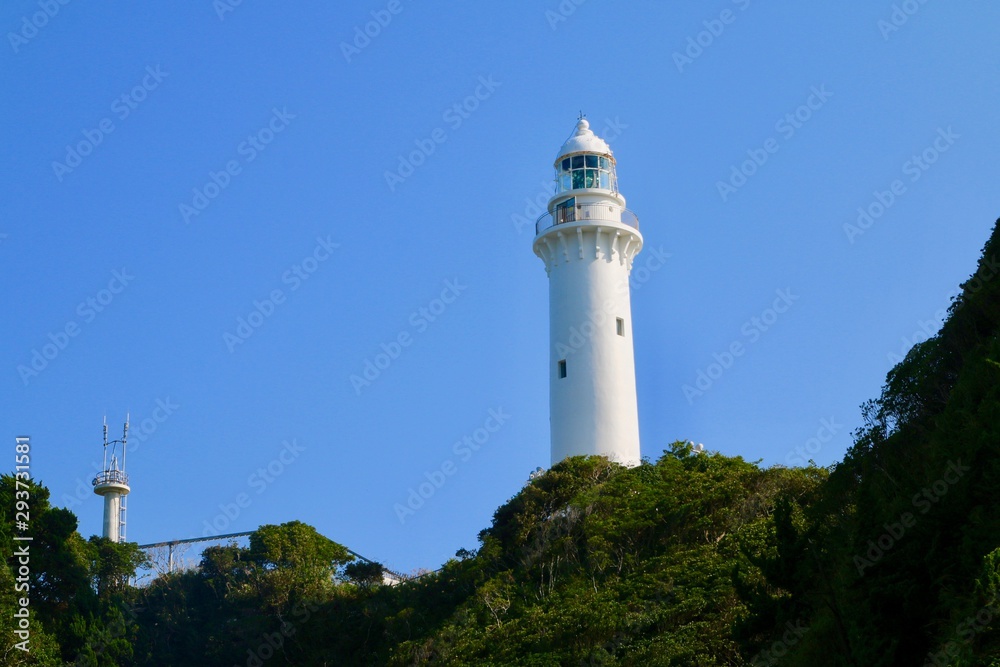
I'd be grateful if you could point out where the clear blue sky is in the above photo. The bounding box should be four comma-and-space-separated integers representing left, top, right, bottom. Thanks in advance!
3, 1, 998, 574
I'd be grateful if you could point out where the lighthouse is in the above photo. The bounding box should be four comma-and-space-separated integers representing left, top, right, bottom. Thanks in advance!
533, 118, 643, 467
93, 418, 130, 542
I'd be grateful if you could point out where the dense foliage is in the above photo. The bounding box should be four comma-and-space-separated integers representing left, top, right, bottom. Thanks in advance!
5, 219, 1000, 665
0, 475, 148, 666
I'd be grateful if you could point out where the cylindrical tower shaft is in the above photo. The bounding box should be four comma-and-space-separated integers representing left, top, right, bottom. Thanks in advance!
94, 467, 130, 543
544, 228, 641, 465
102, 491, 123, 541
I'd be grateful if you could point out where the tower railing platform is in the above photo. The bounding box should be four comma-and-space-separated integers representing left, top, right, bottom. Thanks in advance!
93, 470, 129, 487
535, 203, 640, 236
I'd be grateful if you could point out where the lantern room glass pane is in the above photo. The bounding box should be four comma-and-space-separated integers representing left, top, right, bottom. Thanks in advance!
585, 169, 597, 188
599, 156, 610, 169
572, 170, 586, 189
571, 155, 584, 169
561, 158, 571, 172
559, 174, 571, 191
599, 171, 610, 189
585, 155, 598, 168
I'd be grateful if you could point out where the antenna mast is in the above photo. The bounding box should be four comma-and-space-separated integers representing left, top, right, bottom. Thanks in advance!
93, 417, 132, 543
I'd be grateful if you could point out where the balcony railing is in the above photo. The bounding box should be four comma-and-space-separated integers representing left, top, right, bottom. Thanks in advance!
93, 470, 129, 487
535, 203, 639, 235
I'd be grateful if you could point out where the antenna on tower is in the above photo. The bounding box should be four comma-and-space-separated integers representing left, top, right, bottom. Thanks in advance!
93, 417, 132, 543
122, 413, 129, 471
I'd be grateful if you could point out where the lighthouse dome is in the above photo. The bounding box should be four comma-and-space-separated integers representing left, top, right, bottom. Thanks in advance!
556, 118, 612, 160
551, 118, 620, 196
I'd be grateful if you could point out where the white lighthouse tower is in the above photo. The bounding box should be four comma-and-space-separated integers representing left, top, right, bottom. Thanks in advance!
93, 418, 130, 543
533, 117, 644, 467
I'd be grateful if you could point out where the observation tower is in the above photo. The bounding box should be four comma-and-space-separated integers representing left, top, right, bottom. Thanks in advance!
93, 418, 130, 542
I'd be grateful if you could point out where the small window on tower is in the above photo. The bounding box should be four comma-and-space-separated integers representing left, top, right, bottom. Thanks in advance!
558, 359, 567, 378
616, 318, 625, 336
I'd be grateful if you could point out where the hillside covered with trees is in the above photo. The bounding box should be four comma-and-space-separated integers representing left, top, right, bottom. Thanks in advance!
4, 219, 1000, 665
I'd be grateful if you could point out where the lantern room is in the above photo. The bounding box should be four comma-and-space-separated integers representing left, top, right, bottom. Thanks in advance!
556, 152, 618, 193
552, 117, 619, 194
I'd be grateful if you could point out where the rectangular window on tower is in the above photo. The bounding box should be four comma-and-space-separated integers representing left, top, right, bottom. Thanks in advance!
558, 359, 567, 378
616, 318, 625, 336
